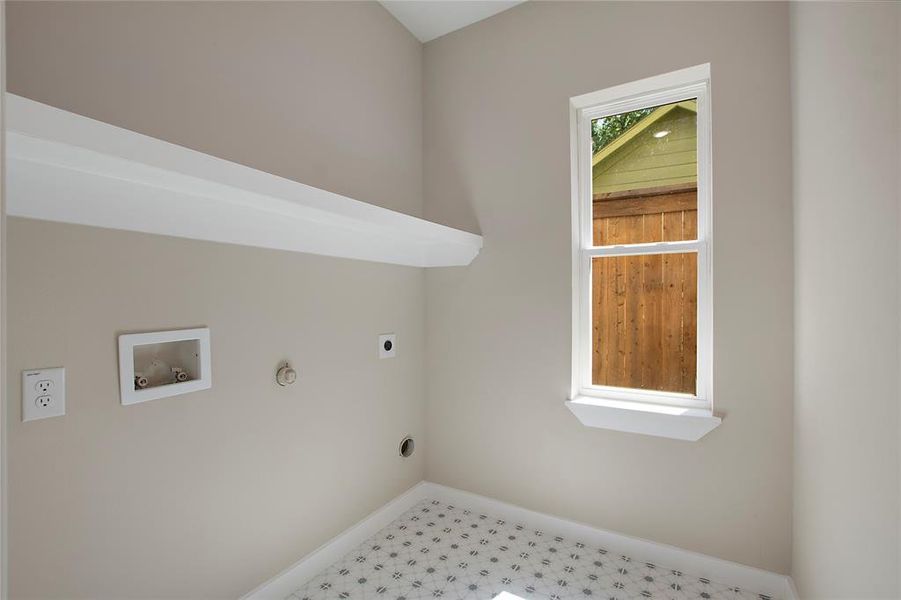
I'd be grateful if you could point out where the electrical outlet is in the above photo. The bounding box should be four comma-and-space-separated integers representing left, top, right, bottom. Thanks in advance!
22, 368, 65, 422
379, 333, 396, 359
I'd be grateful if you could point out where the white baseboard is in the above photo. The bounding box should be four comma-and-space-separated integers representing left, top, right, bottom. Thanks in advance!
784, 576, 801, 600
243, 480, 797, 600
242, 482, 432, 600
426, 483, 795, 600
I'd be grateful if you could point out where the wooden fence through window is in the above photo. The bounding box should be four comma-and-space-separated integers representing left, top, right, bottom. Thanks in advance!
591, 184, 697, 394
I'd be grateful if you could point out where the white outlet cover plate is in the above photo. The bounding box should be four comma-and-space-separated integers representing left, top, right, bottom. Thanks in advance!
379, 333, 397, 359
22, 367, 66, 422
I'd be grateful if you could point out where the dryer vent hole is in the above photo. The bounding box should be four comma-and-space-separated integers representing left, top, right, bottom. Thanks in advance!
399, 436, 414, 458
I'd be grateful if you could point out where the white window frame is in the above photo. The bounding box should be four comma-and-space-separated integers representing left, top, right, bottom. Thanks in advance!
566, 65, 719, 440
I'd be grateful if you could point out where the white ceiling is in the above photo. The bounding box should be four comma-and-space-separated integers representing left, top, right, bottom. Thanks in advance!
380, 1, 525, 43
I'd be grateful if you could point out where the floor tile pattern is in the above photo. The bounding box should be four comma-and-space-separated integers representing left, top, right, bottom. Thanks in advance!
288, 499, 776, 600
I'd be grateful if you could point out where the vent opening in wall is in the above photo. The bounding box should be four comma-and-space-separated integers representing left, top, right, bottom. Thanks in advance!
399, 436, 414, 458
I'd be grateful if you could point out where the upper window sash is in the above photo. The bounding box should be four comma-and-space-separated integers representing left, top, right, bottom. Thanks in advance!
577, 84, 710, 252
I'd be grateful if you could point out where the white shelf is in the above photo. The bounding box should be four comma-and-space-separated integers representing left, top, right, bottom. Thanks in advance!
4, 94, 482, 268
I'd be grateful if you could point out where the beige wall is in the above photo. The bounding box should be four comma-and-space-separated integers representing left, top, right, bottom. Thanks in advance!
5, 2, 425, 598
791, 3, 901, 598
422, 1, 794, 573
1, 3, 7, 598
10, 1, 900, 596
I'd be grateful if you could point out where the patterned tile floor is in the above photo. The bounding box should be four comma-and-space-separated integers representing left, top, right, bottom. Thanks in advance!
288, 499, 775, 600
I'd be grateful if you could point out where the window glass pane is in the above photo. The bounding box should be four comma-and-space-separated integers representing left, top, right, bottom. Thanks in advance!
592, 99, 698, 246
591, 253, 697, 394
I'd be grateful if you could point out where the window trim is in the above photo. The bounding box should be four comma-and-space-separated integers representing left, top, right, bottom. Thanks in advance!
568, 64, 716, 435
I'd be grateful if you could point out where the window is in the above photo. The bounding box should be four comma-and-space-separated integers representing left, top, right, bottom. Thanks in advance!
568, 65, 718, 440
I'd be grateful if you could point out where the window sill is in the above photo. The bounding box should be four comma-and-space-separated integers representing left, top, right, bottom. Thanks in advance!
565, 396, 721, 441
